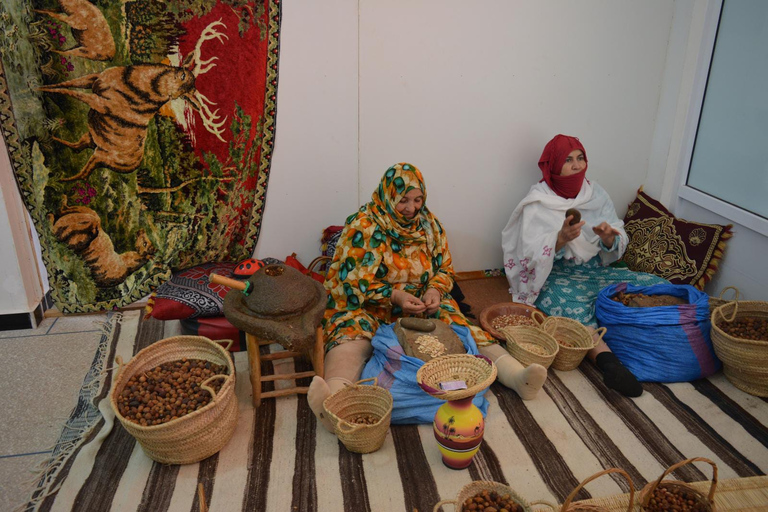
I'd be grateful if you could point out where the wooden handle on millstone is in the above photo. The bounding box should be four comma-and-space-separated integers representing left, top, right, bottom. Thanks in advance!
209, 273, 250, 294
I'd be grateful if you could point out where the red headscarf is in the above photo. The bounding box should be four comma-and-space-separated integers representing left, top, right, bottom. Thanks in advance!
538, 134, 588, 199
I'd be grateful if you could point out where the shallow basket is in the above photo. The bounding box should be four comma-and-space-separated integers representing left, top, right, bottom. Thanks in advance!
433, 480, 533, 512
109, 336, 238, 465
479, 302, 547, 341
416, 354, 498, 401
638, 457, 717, 512
711, 300, 768, 397
541, 316, 604, 372
323, 377, 393, 454
501, 325, 559, 369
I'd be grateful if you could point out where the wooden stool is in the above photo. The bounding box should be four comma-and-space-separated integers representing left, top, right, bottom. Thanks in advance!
246, 326, 325, 407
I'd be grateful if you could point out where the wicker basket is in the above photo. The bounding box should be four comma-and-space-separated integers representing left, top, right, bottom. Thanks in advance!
433, 480, 533, 512
323, 377, 393, 454
559, 468, 635, 512
711, 300, 768, 397
541, 317, 604, 371
638, 457, 717, 512
109, 336, 238, 465
479, 302, 548, 341
416, 354, 497, 401
501, 325, 559, 369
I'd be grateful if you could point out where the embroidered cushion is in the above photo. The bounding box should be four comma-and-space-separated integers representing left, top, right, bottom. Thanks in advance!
621, 188, 733, 290
147, 262, 238, 320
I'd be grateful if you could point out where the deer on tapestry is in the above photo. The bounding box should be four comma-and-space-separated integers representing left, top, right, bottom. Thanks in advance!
33, 0, 116, 61
39, 20, 229, 182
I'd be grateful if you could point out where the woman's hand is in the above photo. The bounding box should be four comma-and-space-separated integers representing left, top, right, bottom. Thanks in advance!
592, 222, 620, 248
422, 288, 442, 316
391, 289, 426, 315
556, 216, 586, 252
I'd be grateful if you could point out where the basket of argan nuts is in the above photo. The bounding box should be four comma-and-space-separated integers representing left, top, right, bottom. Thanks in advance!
711, 299, 768, 397
433, 480, 533, 511
639, 457, 717, 512
540, 315, 605, 372
109, 336, 238, 464
323, 377, 393, 454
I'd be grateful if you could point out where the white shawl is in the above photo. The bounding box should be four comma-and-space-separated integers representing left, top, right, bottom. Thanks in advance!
501, 180, 627, 305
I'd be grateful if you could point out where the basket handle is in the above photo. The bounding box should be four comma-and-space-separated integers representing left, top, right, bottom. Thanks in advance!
540, 316, 557, 336
591, 327, 607, 347
336, 421, 364, 434
114, 355, 126, 381
353, 377, 377, 387
531, 310, 546, 327
715, 300, 739, 324
718, 286, 740, 302
215, 339, 234, 351
562, 468, 635, 512
200, 374, 228, 401
640, 457, 718, 508
529, 500, 558, 510
432, 499, 456, 511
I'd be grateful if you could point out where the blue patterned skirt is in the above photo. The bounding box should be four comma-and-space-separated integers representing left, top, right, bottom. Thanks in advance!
535, 257, 667, 326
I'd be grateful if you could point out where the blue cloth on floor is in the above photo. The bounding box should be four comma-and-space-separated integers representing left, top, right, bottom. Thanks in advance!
535, 256, 667, 326
361, 323, 490, 425
595, 282, 721, 383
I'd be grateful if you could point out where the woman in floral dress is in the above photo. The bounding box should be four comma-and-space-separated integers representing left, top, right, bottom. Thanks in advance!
308, 163, 547, 431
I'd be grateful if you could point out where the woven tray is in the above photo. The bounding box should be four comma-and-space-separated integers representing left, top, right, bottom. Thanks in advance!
416, 354, 497, 401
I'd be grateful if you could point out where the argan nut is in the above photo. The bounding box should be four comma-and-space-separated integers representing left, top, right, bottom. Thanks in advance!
565, 208, 581, 225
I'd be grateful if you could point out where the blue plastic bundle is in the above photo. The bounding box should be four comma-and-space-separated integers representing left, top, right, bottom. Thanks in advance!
595, 283, 721, 383
361, 323, 490, 424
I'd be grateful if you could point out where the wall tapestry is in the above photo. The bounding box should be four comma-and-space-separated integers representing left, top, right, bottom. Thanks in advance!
0, 0, 281, 313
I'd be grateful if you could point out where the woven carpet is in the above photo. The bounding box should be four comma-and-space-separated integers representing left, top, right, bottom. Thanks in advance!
0, 0, 280, 313
19, 306, 768, 512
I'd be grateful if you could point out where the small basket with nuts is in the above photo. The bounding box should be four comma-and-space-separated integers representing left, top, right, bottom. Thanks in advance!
433, 480, 534, 512
711, 299, 768, 397
534, 468, 635, 512
479, 302, 547, 341
109, 336, 238, 465
501, 321, 559, 369
323, 377, 393, 454
638, 458, 717, 512
541, 316, 605, 372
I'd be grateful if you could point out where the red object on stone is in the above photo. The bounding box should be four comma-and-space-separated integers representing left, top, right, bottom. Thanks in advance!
234, 258, 266, 277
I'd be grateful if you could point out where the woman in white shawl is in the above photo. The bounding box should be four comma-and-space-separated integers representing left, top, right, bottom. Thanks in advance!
501, 135, 666, 397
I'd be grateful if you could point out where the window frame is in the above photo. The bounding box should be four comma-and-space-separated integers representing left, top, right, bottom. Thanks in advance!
674, 0, 768, 237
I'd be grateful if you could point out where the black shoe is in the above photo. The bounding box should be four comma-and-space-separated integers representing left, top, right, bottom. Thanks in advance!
595, 352, 643, 397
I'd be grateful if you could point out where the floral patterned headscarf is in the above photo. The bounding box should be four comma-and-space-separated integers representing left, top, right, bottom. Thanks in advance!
363, 163, 441, 252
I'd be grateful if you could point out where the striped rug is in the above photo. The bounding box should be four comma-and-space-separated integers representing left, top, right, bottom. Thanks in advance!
20, 311, 768, 512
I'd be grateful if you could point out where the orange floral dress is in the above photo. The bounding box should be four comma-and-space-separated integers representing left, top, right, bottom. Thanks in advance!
322, 163, 494, 351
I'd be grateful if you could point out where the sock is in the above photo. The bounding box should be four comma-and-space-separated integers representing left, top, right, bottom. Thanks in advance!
479, 344, 547, 400
307, 376, 335, 432
595, 352, 643, 397
307, 338, 372, 433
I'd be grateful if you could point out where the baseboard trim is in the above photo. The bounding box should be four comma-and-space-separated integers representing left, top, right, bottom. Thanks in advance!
0, 298, 45, 331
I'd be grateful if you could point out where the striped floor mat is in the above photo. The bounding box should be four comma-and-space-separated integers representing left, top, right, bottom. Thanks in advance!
21, 311, 768, 512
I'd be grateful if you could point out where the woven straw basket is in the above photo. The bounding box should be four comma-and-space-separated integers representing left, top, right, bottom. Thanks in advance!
533, 468, 635, 512
638, 457, 717, 512
541, 317, 604, 371
109, 336, 238, 465
501, 324, 559, 369
416, 354, 497, 401
323, 377, 393, 454
711, 300, 768, 397
433, 480, 533, 512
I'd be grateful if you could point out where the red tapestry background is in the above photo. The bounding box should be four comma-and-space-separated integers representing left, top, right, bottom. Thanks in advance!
0, 0, 281, 312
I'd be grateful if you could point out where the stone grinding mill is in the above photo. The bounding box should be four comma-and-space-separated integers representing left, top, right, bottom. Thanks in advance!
213, 263, 326, 407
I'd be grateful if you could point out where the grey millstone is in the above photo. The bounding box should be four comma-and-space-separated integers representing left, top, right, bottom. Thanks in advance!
393, 318, 466, 363
223, 264, 326, 354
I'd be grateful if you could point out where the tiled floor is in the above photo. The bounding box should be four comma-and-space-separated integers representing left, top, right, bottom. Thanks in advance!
0, 314, 113, 511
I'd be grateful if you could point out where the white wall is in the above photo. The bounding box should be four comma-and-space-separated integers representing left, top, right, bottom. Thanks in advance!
0, 141, 44, 315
